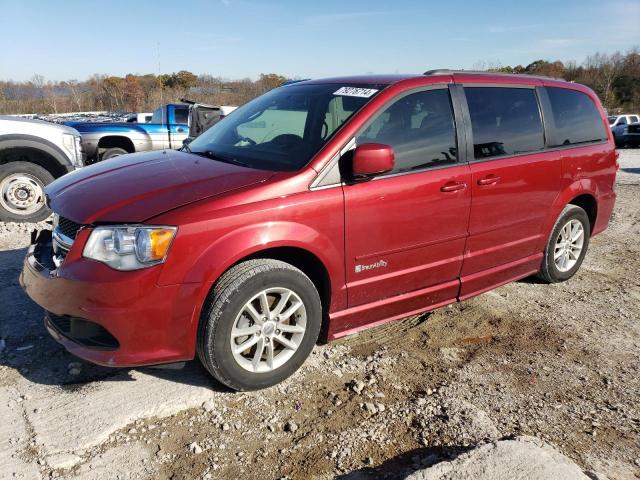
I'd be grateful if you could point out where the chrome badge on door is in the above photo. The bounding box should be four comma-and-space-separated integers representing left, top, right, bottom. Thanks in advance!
355, 260, 388, 273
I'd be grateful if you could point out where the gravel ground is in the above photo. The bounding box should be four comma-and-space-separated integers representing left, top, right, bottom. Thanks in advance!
0, 150, 639, 479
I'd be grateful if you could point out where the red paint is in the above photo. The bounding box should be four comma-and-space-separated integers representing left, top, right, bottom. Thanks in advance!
21, 72, 617, 367
352, 143, 395, 177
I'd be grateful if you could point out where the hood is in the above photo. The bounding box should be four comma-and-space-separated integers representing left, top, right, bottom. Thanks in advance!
1, 115, 79, 135
46, 150, 274, 224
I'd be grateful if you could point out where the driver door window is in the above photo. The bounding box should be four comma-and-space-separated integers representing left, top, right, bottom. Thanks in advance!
355, 88, 458, 174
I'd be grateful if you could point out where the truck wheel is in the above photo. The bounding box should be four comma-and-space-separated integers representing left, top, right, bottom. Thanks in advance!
0, 161, 53, 223
197, 259, 322, 391
100, 147, 128, 161
537, 205, 590, 283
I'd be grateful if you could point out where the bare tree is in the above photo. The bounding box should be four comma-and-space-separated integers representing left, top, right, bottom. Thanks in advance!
62, 80, 83, 111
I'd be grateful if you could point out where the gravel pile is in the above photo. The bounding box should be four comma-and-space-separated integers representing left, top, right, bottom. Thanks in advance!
0, 220, 51, 250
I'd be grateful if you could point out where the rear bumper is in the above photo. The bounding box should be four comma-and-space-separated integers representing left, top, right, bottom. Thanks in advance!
20, 230, 202, 367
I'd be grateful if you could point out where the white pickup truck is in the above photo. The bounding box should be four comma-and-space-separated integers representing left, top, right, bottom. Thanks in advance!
0, 116, 83, 222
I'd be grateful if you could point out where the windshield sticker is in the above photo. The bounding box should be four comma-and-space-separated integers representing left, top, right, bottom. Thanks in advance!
333, 87, 379, 98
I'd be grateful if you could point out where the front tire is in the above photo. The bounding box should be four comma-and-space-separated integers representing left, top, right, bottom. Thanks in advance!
197, 259, 322, 391
537, 204, 590, 283
0, 161, 53, 222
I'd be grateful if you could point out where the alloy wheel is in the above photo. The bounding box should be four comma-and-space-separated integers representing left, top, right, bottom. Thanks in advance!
230, 287, 307, 373
554, 219, 585, 272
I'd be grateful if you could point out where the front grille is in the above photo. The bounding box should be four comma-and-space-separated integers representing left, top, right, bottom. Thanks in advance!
47, 313, 120, 350
57, 216, 82, 240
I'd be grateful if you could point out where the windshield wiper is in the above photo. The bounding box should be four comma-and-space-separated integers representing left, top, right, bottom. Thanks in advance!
190, 150, 251, 168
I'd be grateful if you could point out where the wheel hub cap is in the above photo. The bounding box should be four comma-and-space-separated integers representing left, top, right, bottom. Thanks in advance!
261, 321, 276, 337
0, 173, 46, 215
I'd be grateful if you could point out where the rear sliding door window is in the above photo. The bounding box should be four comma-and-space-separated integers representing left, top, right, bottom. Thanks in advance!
546, 87, 607, 146
465, 87, 544, 159
356, 88, 457, 174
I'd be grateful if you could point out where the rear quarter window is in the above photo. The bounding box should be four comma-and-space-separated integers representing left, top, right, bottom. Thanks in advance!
546, 87, 607, 146
173, 106, 189, 125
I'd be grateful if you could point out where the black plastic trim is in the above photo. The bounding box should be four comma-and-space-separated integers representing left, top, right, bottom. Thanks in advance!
536, 86, 556, 148
449, 84, 472, 164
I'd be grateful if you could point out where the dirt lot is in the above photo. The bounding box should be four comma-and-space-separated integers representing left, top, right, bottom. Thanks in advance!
1, 150, 639, 480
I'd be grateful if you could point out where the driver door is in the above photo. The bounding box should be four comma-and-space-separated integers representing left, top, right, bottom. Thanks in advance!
342, 87, 471, 329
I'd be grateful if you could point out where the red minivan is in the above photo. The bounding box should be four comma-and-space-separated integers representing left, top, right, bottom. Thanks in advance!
20, 71, 617, 390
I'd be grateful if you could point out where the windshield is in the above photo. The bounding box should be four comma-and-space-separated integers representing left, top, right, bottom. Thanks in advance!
187, 83, 384, 171
608, 116, 617, 124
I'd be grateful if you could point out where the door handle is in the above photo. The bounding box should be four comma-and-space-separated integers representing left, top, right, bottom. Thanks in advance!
477, 175, 500, 186
440, 181, 467, 192
176, 127, 185, 133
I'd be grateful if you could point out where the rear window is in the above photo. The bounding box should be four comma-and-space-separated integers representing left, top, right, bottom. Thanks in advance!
151, 107, 164, 124
465, 87, 544, 159
546, 88, 607, 146
173, 106, 189, 124
630, 116, 639, 123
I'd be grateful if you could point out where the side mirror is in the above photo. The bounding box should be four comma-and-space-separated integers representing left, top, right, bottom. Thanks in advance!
352, 143, 395, 179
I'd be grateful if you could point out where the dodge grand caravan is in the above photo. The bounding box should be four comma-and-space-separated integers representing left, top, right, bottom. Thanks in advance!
20, 71, 617, 391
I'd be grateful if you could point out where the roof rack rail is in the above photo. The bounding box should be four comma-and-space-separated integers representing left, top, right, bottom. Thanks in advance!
423, 69, 562, 81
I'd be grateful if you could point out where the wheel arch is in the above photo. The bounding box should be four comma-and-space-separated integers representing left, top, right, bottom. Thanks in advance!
537, 181, 599, 252
567, 193, 597, 234
240, 246, 332, 341
0, 135, 73, 178
97, 135, 136, 153
173, 222, 344, 349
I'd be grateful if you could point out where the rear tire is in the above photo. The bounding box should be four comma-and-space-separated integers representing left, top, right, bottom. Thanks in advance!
537, 204, 590, 283
100, 147, 128, 161
197, 259, 322, 391
0, 161, 53, 223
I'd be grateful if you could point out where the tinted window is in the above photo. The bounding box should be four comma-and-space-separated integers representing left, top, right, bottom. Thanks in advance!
618, 116, 627, 126
174, 106, 189, 124
547, 87, 607, 146
465, 87, 544, 159
608, 116, 617, 125
631, 116, 639, 123
356, 89, 457, 174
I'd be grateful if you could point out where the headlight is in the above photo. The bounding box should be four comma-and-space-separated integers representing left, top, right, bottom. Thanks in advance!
83, 226, 177, 271
62, 133, 83, 167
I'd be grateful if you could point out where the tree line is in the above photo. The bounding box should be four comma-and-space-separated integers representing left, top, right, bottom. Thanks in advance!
0, 48, 638, 116
482, 48, 640, 113
0, 72, 288, 115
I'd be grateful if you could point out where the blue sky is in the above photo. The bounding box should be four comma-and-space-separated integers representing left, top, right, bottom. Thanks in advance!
0, 0, 638, 82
